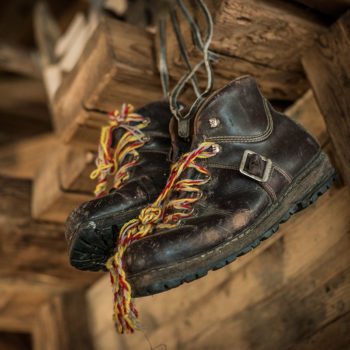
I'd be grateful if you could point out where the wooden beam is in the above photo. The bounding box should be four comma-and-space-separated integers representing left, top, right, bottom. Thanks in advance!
53, 14, 163, 148
32, 291, 93, 350
302, 11, 350, 186
285, 90, 328, 146
162, 0, 327, 101
0, 276, 75, 333
0, 176, 97, 285
32, 145, 93, 223
0, 134, 56, 179
0, 44, 41, 78
87, 186, 350, 350
59, 146, 96, 193
0, 77, 48, 118
288, 311, 350, 350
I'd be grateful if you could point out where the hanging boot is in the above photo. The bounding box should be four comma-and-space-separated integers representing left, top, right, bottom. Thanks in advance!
114, 76, 336, 299
66, 101, 184, 271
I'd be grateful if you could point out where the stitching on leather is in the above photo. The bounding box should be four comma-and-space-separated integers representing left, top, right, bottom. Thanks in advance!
205, 163, 239, 170
273, 164, 292, 183
129, 152, 327, 279
204, 98, 273, 143
262, 182, 277, 201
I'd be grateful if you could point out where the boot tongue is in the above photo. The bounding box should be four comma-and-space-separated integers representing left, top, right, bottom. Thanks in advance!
169, 116, 192, 162
192, 76, 270, 144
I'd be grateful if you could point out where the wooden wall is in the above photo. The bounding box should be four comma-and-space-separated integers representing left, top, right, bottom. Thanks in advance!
0, 1, 349, 349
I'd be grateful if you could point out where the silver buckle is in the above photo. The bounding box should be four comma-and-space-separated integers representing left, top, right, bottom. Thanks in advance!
239, 150, 272, 183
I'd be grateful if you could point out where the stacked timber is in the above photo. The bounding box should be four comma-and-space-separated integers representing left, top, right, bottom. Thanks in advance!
32, 13, 164, 222
0, 1, 349, 349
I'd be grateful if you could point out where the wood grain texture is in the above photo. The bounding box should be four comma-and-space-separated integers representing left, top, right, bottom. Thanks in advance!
32, 145, 93, 222
288, 311, 350, 350
0, 134, 56, 179
302, 11, 350, 185
87, 186, 350, 350
162, 0, 327, 101
32, 291, 93, 350
0, 44, 41, 78
0, 176, 97, 285
0, 77, 52, 147
59, 146, 96, 194
53, 14, 163, 148
285, 90, 328, 146
211, 0, 326, 72
0, 276, 84, 333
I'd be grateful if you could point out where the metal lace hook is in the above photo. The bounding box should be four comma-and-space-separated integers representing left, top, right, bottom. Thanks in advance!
158, 0, 216, 138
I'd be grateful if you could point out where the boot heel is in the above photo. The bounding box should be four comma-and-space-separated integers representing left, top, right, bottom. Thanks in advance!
284, 151, 336, 216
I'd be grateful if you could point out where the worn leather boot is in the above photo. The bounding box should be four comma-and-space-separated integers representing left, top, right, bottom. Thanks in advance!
122, 76, 336, 297
66, 101, 179, 271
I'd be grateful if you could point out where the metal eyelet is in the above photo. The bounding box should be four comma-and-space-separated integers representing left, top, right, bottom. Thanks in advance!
142, 135, 151, 143
143, 117, 151, 125
209, 118, 220, 128
211, 143, 221, 154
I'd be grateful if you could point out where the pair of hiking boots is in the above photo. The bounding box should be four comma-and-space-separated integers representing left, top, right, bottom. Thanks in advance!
66, 76, 335, 299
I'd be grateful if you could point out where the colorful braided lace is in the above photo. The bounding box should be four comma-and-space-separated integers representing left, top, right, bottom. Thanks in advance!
90, 104, 150, 197
106, 140, 218, 333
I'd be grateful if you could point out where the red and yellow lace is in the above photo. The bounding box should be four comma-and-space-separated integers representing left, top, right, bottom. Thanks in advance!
106, 141, 218, 333
90, 104, 150, 197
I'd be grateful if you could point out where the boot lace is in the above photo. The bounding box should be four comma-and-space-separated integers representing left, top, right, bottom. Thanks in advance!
106, 141, 218, 333
90, 104, 150, 197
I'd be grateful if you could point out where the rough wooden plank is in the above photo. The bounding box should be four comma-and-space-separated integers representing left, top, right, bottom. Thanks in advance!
185, 250, 350, 350
0, 44, 41, 78
0, 277, 73, 333
59, 146, 96, 193
32, 291, 93, 350
163, 0, 327, 101
0, 176, 97, 285
32, 145, 93, 222
53, 14, 163, 147
211, 0, 326, 72
0, 77, 51, 141
302, 11, 350, 185
109, 186, 349, 349
285, 90, 328, 146
288, 311, 350, 350
0, 134, 56, 179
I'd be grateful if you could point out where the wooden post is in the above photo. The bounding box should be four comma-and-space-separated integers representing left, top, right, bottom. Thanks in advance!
302, 11, 350, 186
52, 14, 163, 149
32, 291, 93, 350
0, 134, 55, 179
32, 145, 94, 222
285, 90, 328, 146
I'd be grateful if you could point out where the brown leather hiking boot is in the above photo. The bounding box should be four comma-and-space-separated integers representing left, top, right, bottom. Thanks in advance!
66, 101, 182, 271
120, 76, 336, 297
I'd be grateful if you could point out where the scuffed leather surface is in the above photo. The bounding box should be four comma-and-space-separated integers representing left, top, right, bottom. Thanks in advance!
125, 76, 321, 276
66, 101, 175, 267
